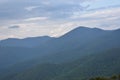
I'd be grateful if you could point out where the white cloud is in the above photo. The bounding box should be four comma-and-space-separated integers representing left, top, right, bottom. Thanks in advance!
24, 17, 48, 21
71, 7, 120, 19
70, 7, 120, 29
25, 6, 40, 11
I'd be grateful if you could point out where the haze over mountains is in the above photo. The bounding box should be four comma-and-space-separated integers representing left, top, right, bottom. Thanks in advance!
0, 26, 120, 80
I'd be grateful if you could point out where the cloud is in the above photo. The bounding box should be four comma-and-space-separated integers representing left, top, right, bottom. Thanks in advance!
24, 17, 48, 21
25, 6, 40, 11
0, 0, 93, 29
70, 6, 120, 29
8, 25, 20, 29
0, 0, 90, 21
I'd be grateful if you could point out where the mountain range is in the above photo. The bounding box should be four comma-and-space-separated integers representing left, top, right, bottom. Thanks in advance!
0, 26, 120, 80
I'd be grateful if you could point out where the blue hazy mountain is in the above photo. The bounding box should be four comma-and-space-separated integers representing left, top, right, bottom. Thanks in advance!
0, 26, 120, 80
0, 36, 52, 47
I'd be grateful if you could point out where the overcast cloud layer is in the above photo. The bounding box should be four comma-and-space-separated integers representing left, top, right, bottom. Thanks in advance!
0, 0, 120, 40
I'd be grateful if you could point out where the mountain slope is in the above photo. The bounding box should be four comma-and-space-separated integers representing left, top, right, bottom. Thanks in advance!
0, 27, 120, 80
32, 27, 120, 63
2, 48, 120, 80
0, 36, 52, 47
54, 48, 120, 80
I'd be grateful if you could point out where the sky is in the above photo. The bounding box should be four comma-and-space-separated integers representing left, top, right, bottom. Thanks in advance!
0, 0, 120, 40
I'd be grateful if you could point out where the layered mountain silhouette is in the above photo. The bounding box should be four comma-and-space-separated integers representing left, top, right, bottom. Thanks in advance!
0, 26, 120, 80
0, 36, 52, 47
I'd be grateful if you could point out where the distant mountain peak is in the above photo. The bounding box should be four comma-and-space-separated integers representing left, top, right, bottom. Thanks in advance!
70, 26, 102, 32
113, 28, 120, 31
74, 26, 90, 30
59, 26, 105, 38
67, 26, 104, 33
76, 26, 103, 31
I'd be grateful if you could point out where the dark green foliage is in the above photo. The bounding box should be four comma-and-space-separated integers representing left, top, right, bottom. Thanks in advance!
90, 74, 120, 80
